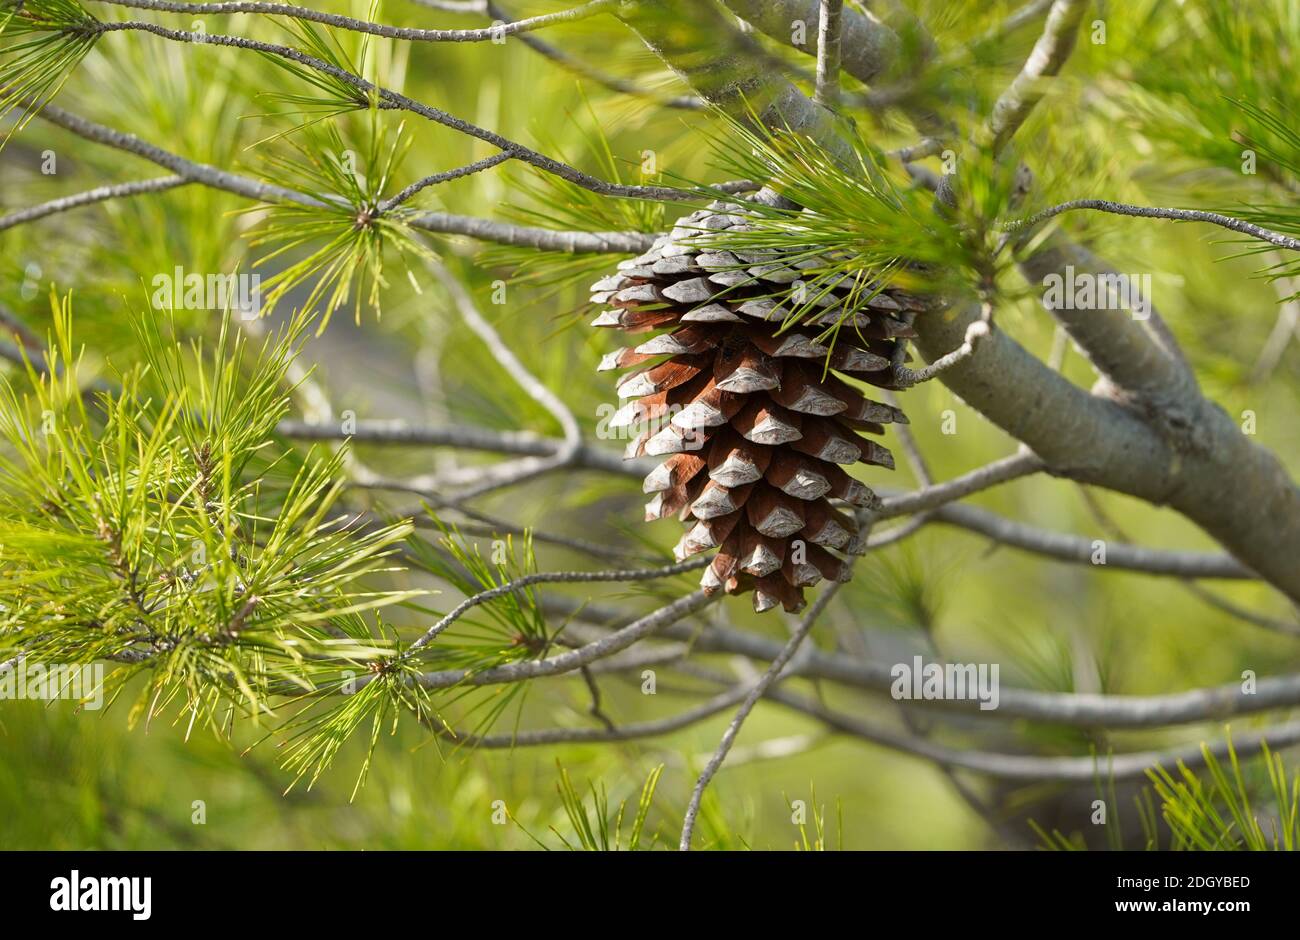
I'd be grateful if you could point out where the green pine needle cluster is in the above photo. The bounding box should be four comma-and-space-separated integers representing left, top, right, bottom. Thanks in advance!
516, 761, 665, 851
255, 2, 382, 127
0, 0, 100, 147
1034, 738, 1300, 851
402, 524, 565, 743
0, 297, 419, 761
245, 111, 434, 331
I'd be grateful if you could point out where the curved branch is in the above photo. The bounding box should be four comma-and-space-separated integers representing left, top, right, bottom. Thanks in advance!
377, 152, 515, 212
772, 689, 1300, 783
876, 451, 1045, 518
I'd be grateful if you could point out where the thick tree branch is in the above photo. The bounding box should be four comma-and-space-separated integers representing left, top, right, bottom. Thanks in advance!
813, 0, 842, 107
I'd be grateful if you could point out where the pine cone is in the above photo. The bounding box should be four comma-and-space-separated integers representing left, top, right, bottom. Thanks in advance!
590, 204, 921, 613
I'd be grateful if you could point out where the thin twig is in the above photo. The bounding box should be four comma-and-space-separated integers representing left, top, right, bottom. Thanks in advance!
565, 610, 1300, 729
1181, 582, 1300, 639
768, 689, 1300, 782
880, 389, 931, 486
421, 255, 584, 499
679, 583, 841, 851
377, 151, 515, 212
894, 317, 991, 387
0, 176, 188, 231
930, 502, 1253, 579
877, 451, 1044, 518
87, 0, 620, 42
1010, 199, 1300, 253
277, 417, 644, 477
407, 559, 708, 652
92, 21, 716, 204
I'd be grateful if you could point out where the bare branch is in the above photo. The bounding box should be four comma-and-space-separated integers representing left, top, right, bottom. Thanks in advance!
87, 0, 621, 42
894, 318, 991, 387
877, 452, 1045, 518
652, 620, 1300, 728
931, 502, 1253, 579
411, 590, 717, 691
277, 417, 646, 478
428, 682, 756, 747
1179, 582, 1300, 639
406, 211, 654, 252
879, 391, 932, 485
421, 256, 583, 499
294, 413, 1252, 582
769, 688, 1300, 782
679, 583, 840, 850
0, 175, 188, 232
377, 152, 515, 212
1012, 199, 1300, 253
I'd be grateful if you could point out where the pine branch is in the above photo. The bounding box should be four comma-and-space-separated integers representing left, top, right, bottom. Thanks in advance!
88, 19, 717, 203
86, 0, 620, 42
408, 558, 709, 653
32, 104, 653, 253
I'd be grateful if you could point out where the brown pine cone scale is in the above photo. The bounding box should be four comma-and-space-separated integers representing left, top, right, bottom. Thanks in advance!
591, 206, 918, 613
